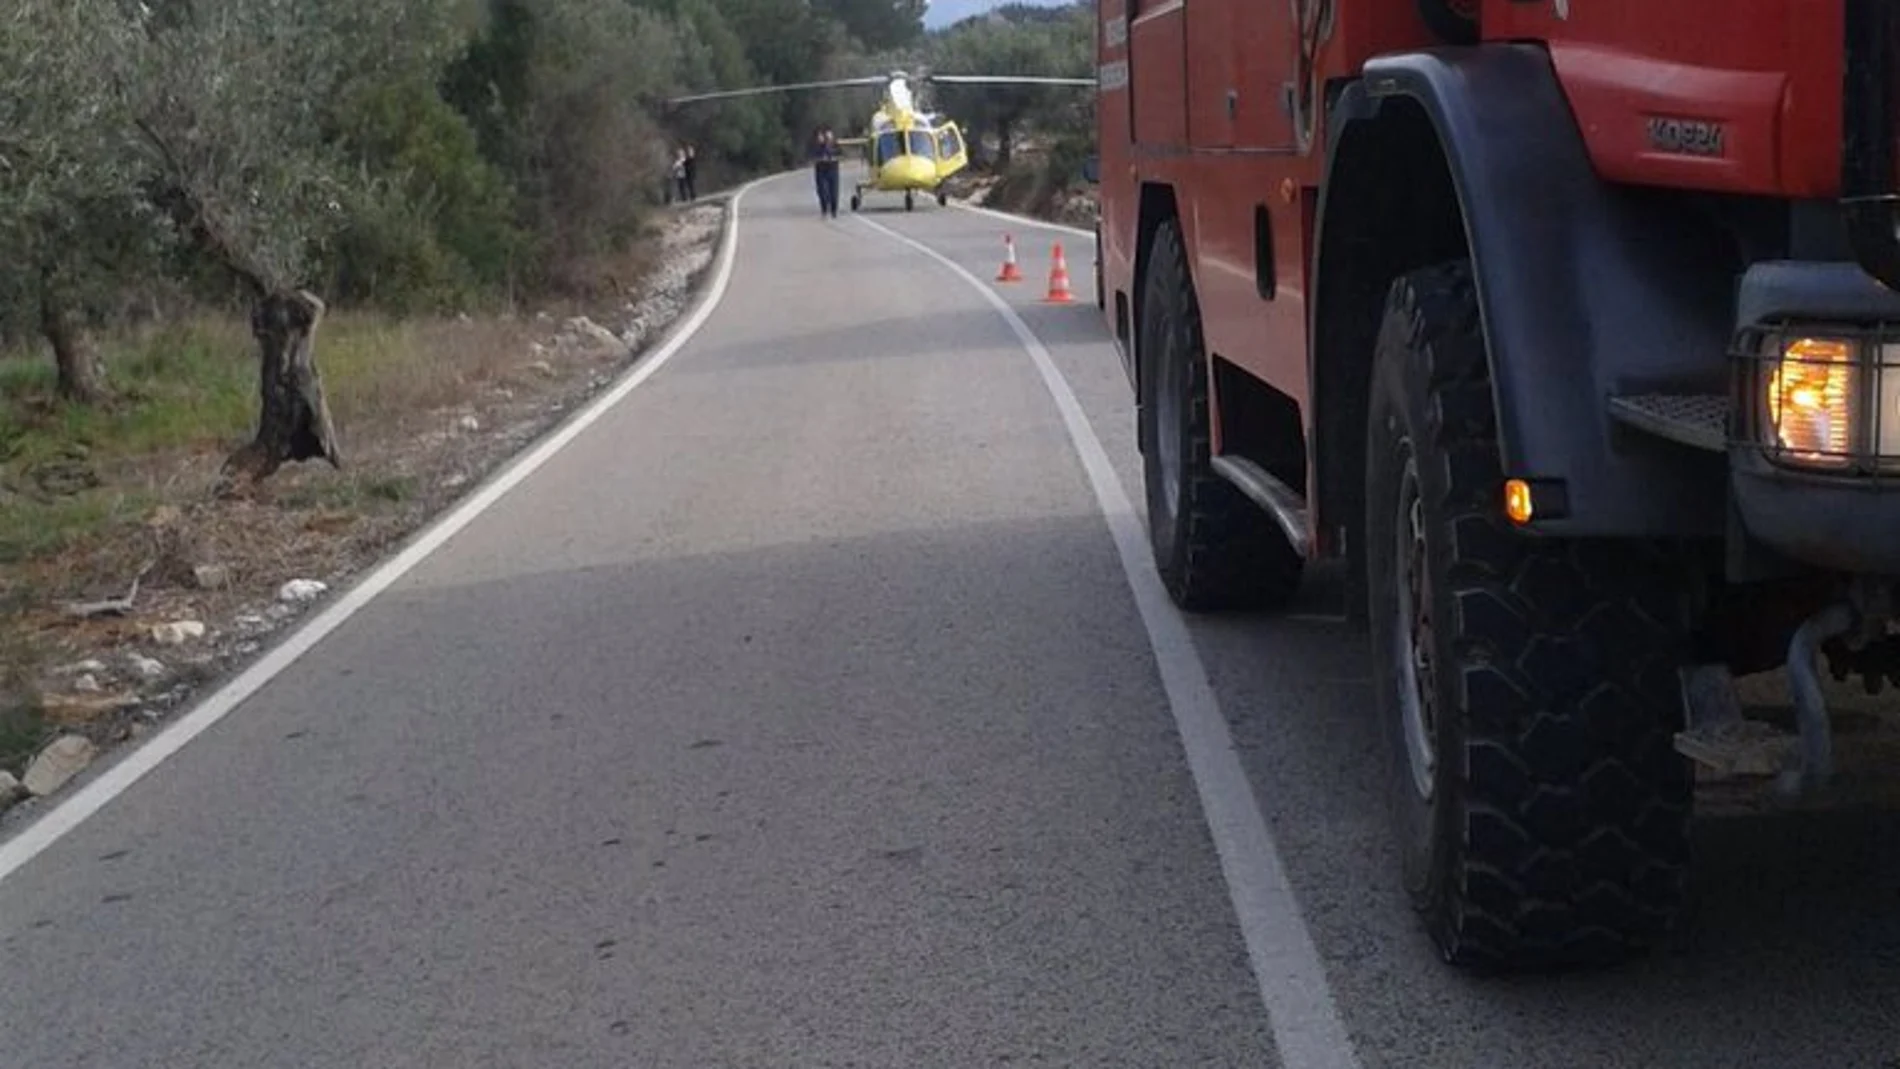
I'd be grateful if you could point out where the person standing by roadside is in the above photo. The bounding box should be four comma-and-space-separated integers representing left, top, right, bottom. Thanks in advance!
810, 127, 841, 217
682, 144, 699, 202
670, 147, 689, 204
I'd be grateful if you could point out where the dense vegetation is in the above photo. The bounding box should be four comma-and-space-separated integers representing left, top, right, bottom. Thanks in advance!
1, 0, 929, 374
0, 0, 1094, 484
929, 1, 1094, 175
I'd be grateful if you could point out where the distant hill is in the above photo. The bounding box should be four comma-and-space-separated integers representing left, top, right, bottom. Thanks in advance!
922, 0, 1074, 29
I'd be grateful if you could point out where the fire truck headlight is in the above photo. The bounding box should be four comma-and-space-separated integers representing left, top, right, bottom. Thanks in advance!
1878, 343, 1900, 463
1765, 336, 1856, 467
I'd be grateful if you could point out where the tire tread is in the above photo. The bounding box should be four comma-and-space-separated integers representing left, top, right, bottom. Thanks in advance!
1385, 261, 1692, 970
1144, 222, 1303, 612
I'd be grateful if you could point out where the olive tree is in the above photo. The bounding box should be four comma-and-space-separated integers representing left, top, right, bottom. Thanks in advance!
0, 1, 150, 402
71, 0, 467, 489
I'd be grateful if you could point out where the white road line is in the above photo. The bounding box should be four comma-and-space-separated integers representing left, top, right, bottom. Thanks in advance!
855, 214, 1364, 1069
953, 199, 1095, 239
0, 178, 768, 884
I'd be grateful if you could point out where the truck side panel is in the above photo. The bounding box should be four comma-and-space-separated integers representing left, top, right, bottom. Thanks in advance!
1184, 162, 1312, 453
1129, 0, 1187, 148
1174, 0, 1311, 456
1184, 0, 1235, 148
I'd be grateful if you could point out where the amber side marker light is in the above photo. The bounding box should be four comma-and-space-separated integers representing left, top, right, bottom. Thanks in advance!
1504, 479, 1535, 525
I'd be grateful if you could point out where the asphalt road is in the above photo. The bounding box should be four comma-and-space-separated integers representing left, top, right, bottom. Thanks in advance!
4, 173, 1900, 1068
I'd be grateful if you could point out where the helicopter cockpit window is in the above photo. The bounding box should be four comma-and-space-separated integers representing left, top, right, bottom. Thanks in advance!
875, 131, 901, 160
907, 130, 935, 158
936, 127, 962, 159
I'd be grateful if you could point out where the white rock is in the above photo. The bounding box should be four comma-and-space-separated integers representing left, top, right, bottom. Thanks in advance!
234, 613, 269, 630
279, 579, 328, 604
151, 620, 207, 646
564, 317, 620, 351
23, 735, 98, 796
125, 652, 168, 682
457, 414, 481, 432
74, 673, 102, 693
58, 658, 107, 677
442, 473, 469, 490
192, 563, 232, 590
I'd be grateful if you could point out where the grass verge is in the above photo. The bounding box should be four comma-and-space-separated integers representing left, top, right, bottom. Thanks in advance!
0, 207, 718, 783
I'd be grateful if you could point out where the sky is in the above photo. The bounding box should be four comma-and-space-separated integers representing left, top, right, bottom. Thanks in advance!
922, 0, 1071, 29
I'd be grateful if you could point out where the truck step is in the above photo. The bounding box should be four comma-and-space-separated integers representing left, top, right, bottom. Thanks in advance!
1675, 717, 1796, 778
1607, 392, 1727, 452
1209, 454, 1310, 557
1675, 663, 1791, 778
1677, 663, 1900, 814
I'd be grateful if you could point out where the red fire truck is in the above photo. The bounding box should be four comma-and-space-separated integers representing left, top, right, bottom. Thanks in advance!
1093, 0, 1900, 970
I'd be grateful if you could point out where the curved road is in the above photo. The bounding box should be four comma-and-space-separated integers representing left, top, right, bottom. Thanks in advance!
3, 173, 1898, 1067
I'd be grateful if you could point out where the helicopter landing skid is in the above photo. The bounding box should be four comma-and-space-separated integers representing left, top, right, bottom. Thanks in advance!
848, 184, 945, 213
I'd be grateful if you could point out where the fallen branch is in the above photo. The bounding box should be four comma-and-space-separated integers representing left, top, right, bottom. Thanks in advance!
60, 560, 155, 619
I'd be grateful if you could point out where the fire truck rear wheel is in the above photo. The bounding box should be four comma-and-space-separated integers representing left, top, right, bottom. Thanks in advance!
1364, 259, 1695, 970
1093, 223, 1105, 310
1138, 219, 1303, 612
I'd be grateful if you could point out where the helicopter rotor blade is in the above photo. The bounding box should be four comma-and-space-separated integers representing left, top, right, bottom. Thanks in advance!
665, 76, 888, 107
922, 74, 1097, 87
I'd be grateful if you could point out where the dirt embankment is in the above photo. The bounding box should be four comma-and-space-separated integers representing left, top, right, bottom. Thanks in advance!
953, 151, 1099, 232
0, 201, 729, 820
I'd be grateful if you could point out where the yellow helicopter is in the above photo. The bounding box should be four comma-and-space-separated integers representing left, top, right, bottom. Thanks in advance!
665, 69, 1094, 212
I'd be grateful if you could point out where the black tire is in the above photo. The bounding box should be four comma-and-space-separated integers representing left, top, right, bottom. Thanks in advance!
1416, 0, 1478, 44
937, 190, 948, 207
905, 191, 915, 212
1364, 260, 1695, 971
1138, 219, 1303, 611
1093, 223, 1105, 311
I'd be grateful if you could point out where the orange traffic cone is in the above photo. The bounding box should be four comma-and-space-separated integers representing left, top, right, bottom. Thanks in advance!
1043, 242, 1074, 303
996, 234, 1023, 282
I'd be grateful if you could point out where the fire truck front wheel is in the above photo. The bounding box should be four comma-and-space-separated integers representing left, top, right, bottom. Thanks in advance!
1137, 219, 1302, 611
1364, 259, 1695, 970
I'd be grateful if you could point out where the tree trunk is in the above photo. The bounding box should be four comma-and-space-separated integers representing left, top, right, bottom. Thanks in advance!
219, 289, 342, 494
997, 121, 1016, 169
39, 271, 104, 405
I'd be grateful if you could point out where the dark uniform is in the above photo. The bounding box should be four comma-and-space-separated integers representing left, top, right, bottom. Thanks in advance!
811, 131, 841, 217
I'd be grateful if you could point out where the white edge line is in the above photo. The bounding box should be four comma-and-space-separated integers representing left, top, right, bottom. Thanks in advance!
0, 177, 770, 883
953, 199, 1095, 240
853, 212, 1364, 1069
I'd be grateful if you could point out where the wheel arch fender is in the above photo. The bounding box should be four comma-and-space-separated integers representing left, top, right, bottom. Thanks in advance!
1309, 44, 1731, 546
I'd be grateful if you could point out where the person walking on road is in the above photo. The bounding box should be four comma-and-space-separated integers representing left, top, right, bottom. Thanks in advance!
669, 147, 689, 205
811, 127, 841, 218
